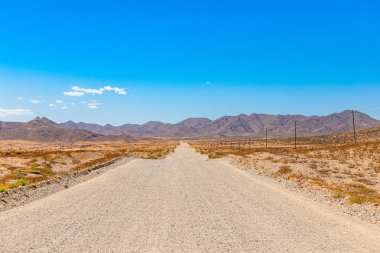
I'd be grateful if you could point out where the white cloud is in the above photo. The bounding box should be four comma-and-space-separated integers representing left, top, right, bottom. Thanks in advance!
61, 106, 69, 109
103, 86, 127, 95
72, 86, 103, 95
56, 100, 64, 104
48, 104, 56, 107
80, 101, 87, 104
30, 99, 41, 104
17, 97, 24, 100
0, 108, 33, 117
63, 91, 85, 97
87, 102, 100, 109
63, 85, 126, 96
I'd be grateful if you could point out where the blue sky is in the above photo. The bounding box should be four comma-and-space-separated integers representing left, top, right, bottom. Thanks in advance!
0, 0, 379, 125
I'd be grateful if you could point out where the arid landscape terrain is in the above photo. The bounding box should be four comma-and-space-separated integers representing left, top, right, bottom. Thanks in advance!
191, 126, 380, 206
0, 139, 176, 193
0, 112, 379, 252
1, 113, 380, 206
2, 1, 379, 251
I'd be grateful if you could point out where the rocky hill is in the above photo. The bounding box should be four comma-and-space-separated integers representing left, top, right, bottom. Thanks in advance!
0, 117, 109, 142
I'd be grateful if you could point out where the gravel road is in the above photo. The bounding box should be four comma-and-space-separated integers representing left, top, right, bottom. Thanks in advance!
0, 143, 379, 252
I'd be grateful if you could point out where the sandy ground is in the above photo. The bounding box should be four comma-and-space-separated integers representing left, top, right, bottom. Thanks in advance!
0, 144, 379, 252
0, 157, 136, 212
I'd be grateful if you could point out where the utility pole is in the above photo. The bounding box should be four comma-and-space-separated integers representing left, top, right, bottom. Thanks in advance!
294, 121, 297, 149
352, 110, 357, 144
265, 128, 268, 149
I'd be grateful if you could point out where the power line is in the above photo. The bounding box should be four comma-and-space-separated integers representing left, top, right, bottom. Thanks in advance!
358, 104, 380, 111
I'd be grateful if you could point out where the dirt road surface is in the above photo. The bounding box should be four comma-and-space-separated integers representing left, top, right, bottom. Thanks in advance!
0, 143, 379, 252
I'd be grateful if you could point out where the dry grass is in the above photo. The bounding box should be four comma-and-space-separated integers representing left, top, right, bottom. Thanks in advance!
190, 138, 380, 205
0, 140, 177, 192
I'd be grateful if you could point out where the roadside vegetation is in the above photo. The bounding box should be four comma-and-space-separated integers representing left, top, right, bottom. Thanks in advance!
0, 140, 177, 192
191, 137, 380, 205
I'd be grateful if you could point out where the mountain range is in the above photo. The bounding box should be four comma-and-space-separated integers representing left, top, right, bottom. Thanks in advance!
0, 110, 378, 142
61, 110, 380, 139
0, 117, 126, 142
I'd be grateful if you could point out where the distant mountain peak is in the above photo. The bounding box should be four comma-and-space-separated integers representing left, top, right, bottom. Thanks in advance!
29, 117, 57, 125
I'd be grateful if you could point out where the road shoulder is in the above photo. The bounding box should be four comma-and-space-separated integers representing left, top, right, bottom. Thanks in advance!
0, 157, 136, 212
217, 156, 380, 226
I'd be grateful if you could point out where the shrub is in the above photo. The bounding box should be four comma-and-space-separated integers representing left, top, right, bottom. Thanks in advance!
332, 192, 346, 199
0, 183, 9, 192
276, 165, 292, 175
146, 154, 158, 159
348, 195, 369, 204
208, 153, 224, 159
